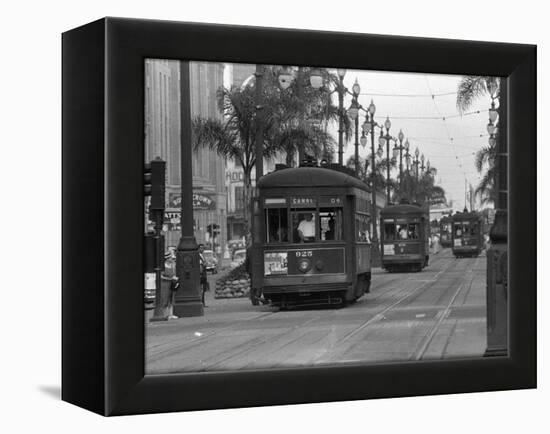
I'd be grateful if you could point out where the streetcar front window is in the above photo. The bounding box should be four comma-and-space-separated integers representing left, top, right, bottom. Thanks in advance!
320, 208, 343, 241
384, 221, 396, 241
265, 208, 289, 243
454, 222, 468, 237
291, 209, 317, 243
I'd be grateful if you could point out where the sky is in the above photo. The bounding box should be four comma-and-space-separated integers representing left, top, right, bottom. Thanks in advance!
223, 63, 494, 212
336, 69, 491, 212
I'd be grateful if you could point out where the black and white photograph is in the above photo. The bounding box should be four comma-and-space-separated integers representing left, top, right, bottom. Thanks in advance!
143, 60, 508, 373
4, 0, 543, 431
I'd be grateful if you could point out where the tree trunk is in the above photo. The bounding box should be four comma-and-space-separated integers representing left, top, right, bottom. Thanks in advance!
242, 168, 252, 245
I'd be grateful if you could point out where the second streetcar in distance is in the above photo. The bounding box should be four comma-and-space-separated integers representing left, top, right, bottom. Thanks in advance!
451, 210, 484, 258
380, 202, 430, 272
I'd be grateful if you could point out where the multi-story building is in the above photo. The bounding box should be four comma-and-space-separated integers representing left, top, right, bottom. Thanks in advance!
145, 59, 227, 253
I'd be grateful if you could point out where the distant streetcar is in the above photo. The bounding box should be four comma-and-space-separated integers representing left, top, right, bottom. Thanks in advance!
380, 202, 430, 272
250, 163, 372, 308
451, 210, 483, 258
439, 215, 452, 248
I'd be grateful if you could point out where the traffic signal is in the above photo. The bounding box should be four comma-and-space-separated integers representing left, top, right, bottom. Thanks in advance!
144, 157, 166, 211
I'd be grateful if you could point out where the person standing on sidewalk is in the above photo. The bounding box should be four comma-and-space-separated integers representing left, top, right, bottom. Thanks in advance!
163, 251, 179, 319
198, 244, 208, 307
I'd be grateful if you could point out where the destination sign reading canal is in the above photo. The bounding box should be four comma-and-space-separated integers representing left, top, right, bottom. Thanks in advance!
290, 196, 315, 207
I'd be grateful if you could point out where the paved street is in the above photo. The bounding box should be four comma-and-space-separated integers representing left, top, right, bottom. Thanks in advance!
145, 248, 486, 374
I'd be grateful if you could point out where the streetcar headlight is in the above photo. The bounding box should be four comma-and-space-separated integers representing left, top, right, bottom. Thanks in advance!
298, 258, 312, 273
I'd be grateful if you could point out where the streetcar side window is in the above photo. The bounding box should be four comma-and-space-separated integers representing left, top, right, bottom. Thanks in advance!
291, 209, 317, 243
384, 221, 396, 241
407, 223, 420, 239
355, 213, 371, 242
265, 208, 289, 243
320, 208, 343, 241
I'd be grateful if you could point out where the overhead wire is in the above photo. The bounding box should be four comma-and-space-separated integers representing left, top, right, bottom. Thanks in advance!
423, 75, 469, 207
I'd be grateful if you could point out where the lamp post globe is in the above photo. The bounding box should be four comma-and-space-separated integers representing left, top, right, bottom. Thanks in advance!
398, 129, 404, 142
277, 68, 294, 90
362, 118, 372, 134
337, 68, 347, 79
384, 116, 391, 131
489, 107, 498, 123
360, 133, 368, 147
309, 69, 324, 89
352, 78, 361, 95
348, 100, 359, 120
368, 99, 376, 116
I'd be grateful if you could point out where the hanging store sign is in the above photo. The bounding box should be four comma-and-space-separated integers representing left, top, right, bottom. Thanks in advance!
168, 192, 216, 210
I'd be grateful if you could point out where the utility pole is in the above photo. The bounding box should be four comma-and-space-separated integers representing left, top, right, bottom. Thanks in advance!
485, 78, 507, 356
174, 60, 204, 317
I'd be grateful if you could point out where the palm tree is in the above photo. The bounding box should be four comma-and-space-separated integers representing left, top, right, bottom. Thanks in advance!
456, 76, 499, 114
266, 66, 347, 166
395, 164, 446, 206
456, 76, 500, 205
473, 145, 497, 205
192, 85, 280, 229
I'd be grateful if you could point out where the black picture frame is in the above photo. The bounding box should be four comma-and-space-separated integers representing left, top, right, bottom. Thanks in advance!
62, 17, 536, 416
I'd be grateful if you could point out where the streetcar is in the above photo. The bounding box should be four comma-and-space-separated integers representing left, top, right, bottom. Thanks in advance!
380, 201, 430, 272
451, 210, 484, 258
250, 163, 372, 308
439, 215, 452, 248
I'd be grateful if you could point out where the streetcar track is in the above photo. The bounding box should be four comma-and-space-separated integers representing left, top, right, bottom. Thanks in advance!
410, 282, 465, 360
338, 259, 457, 345
146, 311, 277, 362
148, 247, 482, 371
410, 259, 479, 360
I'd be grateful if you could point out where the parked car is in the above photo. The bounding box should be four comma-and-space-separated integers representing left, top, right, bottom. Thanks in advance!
228, 239, 245, 258
203, 249, 218, 274
230, 249, 247, 269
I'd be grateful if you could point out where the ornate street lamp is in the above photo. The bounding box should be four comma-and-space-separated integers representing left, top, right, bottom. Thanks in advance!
381, 116, 394, 204
365, 99, 380, 265
404, 139, 411, 173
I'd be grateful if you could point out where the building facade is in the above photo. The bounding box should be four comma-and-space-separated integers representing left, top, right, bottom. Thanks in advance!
145, 60, 227, 254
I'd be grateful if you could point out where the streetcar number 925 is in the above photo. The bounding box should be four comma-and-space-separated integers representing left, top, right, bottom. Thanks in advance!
295, 251, 313, 257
